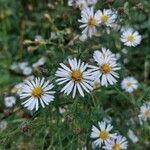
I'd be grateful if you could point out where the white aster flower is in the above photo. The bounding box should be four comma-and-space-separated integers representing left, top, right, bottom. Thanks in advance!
121, 77, 138, 93
20, 77, 55, 111
103, 135, 128, 150
89, 48, 120, 87
97, 9, 117, 27
120, 28, 142, 47
4, 96, 16, 108
78, 7, 99, 38
127, 129, 139, 143
91, 121, 117, 148
138, 101, 150, 122
56, 58, 94, 98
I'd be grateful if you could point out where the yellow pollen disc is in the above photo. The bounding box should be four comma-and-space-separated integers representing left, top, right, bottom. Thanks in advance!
127, 35, 135, 42
145, 109, 150, 118
99, 130, 109, 140
113, 144, 121, 150
32, 87, 43, 98
100, 64, 112, 74
127, 82, 132, 87
71, 69, 83, 82
88, 17, 96, 27
101, 15, 109, 23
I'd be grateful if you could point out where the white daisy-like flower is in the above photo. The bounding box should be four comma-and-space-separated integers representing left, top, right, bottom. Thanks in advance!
91, 121, 117, 148
55, 58, 94, 98
103, 135, 128, 150
120, 28, 142, 47
4, 96, 16, 108
77, 0, 88, 10
78, 7, 99, 38
138, 101, 150, 122
121, 77, 138, 93
20, 77, 55, 111
89, 48, 120, 87
97, 9, 117, 27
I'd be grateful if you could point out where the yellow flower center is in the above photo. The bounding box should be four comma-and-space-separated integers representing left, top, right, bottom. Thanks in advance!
88, 17, 96, 27
99, 130, 109, 140
32, 87, 43, 98
127, 35, 135, 42
100, 64, 112, 74
145, 109, 150, 118
101, 15, 109, 23
127, 82, 132, 87
71, 69, 83, 82
113, 144, 121, 150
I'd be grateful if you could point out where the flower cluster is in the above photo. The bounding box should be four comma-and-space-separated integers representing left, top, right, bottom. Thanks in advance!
91, 121, 128, 149
18, 48, 121, 111
78, 6, 142, 46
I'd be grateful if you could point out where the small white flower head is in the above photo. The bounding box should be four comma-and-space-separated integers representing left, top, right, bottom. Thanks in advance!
103, 135, 128, 150
89, 48, 120, 87
56, 58, 94, 98
121, 28, 142, 47
20, 77, 55, 111
97, 9, 117, 27
78, 7, 100, 38
127, 129, 139, 143
138, 101, 150, 122
121, 77, 138, 93
77, 0, 88, 10
4, 96, 16, 108
90, 121, 117, 148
